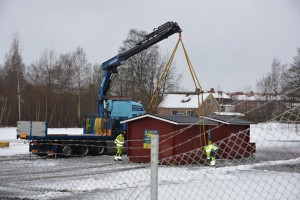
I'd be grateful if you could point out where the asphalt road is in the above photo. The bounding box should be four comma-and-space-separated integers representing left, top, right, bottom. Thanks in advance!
0, 145, 299, 200
0, 154, 147, 200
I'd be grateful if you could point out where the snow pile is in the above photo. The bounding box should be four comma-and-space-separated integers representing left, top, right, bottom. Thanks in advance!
0, 127, 28, 155
250, 122, 300, 148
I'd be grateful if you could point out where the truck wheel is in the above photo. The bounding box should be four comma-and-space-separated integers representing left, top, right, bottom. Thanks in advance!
91, 146, 105, 156
62, 145, 72, 156
78, 146, 90, 156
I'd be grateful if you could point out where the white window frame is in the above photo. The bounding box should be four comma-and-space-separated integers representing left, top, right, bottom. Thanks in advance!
186, 110, 193, 116
172, 110, 178, 115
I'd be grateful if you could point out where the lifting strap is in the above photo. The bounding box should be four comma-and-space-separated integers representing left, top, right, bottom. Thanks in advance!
148, 33, 207, 146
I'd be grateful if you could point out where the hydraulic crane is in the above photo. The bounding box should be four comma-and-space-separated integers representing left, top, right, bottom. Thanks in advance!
98, 21, 182, 118
18, 22, 182, 157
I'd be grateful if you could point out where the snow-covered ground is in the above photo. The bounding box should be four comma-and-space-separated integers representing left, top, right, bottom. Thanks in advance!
0, 123, 300, 200
251, 122, 300, 148
0, 127, 82, 156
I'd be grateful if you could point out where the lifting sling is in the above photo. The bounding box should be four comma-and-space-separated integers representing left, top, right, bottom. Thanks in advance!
148, 33, 207, 146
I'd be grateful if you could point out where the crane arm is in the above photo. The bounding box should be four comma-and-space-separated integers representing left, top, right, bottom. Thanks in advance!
101, 21, 181, 71
98, 21, 181, 117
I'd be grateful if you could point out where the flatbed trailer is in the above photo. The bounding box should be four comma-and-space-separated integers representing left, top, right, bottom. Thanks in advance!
17, 121, 120, 157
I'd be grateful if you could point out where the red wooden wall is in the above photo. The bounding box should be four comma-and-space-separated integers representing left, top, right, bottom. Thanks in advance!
127, 117, 255, 164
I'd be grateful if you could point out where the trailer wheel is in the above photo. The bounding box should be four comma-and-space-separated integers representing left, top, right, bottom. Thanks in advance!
78, 146, 90, 156
62, 145, 72, 156
91, 145, 105, 156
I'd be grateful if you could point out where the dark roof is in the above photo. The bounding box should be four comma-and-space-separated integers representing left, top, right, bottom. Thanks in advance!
154, 115, 218, 125
206, 115, 255, 125
120, 114, 218, 125
121, 114, 254, 125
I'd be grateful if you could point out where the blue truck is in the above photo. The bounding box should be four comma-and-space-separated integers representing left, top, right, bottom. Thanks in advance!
17, 21, 181, 157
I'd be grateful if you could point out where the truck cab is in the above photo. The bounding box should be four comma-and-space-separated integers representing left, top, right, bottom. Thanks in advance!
107, 99, 145, 118
83, 99, 145, 138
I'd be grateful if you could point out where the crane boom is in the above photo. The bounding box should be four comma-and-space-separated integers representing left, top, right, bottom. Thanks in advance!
98, 21, 181, 117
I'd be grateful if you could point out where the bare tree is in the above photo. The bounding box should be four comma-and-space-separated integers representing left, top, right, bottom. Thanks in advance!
255, 58, 287, 119
0, 64, 8, 126
256, 75, 271, 100
2, 33, 26, 122
56, 53, 75, 91
26, 47, 97, 127
1, 33, 100, 127
27, 49, 57, 122
256, 58, 285, 101
72, 47, 91, 126
282, 48, 300, 99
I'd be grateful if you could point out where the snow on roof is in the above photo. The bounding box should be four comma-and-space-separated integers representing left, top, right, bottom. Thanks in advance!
233, 94, 262, 101
207, 114, 255, 125
232, 94, 281, 101
214, 112, 245, 116
211, 91, 231, 99
159, 93, 211, 108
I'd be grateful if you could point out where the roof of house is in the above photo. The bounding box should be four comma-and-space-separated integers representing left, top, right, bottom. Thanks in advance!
206, 114, 255, 125
120, 114, 218, 125
231, 93, 281, 101
158, 93, 215, 108
212, 91, 231, 99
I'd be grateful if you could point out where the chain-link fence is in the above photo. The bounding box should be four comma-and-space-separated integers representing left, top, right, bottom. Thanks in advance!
1, 95, 300, 200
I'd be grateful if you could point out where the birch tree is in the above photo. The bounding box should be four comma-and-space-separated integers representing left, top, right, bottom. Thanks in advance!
0, 64, 7, 126
3, 34, 26, 121
72, 47, 91, 126
256, 58, 285, 101
27, 49, 57, 121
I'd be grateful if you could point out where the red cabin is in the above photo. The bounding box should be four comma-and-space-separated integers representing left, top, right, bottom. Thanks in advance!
121, 114, 255, 164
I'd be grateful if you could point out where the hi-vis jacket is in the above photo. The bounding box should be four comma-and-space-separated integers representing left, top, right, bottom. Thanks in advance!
115, 134, 125, 147
204, 144, 218, 154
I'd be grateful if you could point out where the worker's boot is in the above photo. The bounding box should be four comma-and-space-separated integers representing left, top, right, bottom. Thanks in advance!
118, 156, 123, 161
205, 157, 211, 166
210, 157, 216, 166
114, 156, 118, 161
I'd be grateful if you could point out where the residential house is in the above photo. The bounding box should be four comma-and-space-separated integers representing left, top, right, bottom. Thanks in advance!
157, 93, 219, 116
229, 92, 286, 121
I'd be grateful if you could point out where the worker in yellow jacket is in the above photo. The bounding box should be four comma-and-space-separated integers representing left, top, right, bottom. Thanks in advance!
114, 131, 125, 161
204, 144, 218, 166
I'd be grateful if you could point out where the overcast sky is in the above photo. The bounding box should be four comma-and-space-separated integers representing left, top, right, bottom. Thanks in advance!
0, 0, 300, 92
